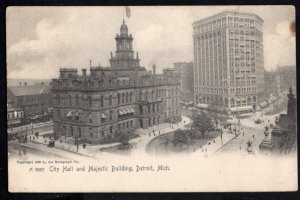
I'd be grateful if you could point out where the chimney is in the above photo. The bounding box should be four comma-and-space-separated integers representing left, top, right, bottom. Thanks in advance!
152, 64, 156, 75
82, 69, 87, 77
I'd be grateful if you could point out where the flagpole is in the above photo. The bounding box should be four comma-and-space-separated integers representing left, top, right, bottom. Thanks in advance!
123, 7, 124, 21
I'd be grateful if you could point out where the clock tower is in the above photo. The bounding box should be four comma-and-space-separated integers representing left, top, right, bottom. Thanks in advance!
110, 20, 140, 69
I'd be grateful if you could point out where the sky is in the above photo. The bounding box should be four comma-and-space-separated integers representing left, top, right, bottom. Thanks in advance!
6, 6, 295, 79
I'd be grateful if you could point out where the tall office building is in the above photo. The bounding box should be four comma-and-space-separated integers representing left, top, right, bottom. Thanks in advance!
193, 11, 264, 114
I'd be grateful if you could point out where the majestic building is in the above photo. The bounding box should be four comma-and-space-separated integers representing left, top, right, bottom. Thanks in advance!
193, 11, 265, 115
51, 20, 181, 144
174, 62, 194, 103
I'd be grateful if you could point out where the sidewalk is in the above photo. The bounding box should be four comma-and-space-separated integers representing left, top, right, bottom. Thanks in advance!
24, 116, 192, 158
190, 129, 236, 158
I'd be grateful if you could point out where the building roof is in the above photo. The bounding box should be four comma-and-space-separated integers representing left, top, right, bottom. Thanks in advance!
8, 85, 51, 96
192, 11, 263, 26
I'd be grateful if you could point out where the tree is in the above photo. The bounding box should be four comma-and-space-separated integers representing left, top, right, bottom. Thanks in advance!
115, 129, 130, 149
191, 112, 214, 139
172, 129, 190, 152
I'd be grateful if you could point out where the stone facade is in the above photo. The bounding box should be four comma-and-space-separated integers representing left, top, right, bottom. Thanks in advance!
174, 62, 194, 102
51, 21, 181, 144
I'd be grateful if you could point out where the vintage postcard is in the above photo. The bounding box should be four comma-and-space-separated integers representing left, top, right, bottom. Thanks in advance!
7, 6, 297, 192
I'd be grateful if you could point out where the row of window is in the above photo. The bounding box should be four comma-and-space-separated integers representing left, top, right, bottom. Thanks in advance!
194, 17, 257, 33
7, 111, 23, 120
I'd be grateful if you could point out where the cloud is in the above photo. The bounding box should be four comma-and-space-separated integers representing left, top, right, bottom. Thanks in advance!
6, 6, 296, 79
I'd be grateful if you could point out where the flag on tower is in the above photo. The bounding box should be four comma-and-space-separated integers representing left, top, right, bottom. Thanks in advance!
125, 6, 131, 18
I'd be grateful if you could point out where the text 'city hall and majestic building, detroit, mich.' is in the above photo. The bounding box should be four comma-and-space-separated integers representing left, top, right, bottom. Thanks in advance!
51, 20, 181, 144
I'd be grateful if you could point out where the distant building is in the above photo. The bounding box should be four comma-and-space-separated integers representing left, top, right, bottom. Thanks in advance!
174, 62, 194, 103
51, 20, 181, 144
7, 84, 52, 118
7, 105, 24, 128
264, 71, 281, 99
193, 11, 265, 115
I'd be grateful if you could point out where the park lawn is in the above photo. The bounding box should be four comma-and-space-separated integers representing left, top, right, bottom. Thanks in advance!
149, 129, 222, 154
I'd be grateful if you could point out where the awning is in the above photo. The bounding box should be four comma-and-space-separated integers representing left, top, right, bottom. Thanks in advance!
118, 110, 124, 115
126, 108, 131, 113
122, 109, 128, 115
130, 108, 135, 113
230, 106, 253, 112
67, 111, 72, 117
101, 113, 106, 118
197, 103, 209, 109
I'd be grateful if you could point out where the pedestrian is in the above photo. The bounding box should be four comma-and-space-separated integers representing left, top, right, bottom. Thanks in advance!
29, 136, 31, 140
153, 130, 154, 133
253, 134, 255, 139
213, 140, 215, 143
240, 145, 241, 150
149, 133, 151, 137
43, 135, 45, 139
159, 131, 161, 135
154, 133, 156, 136
33, 136, 35, 140
205, 148, 207, 152
194, 147, 195, 152
243, 132, 245, 136
60, 139, 62, 143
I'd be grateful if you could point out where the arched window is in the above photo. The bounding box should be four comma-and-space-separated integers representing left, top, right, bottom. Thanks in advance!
117, 93, 121, 104
68, 95, 72, 105
88, 96, 92, 107
75, 95, 79, 105
57, 94, 60, 105
77, 127, 81, 138
122, 93, 125, 103
110, 110, 113, 121
70, 126, 74, 137
98, 79, 104, 87
126, 93, 129, 102
100, 96, 104, 107
129, 92, 132, 102
109, 95, 112, 106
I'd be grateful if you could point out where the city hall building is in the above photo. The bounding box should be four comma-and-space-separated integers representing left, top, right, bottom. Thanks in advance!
193, 11, 265, 115
51, 21, 181, 144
